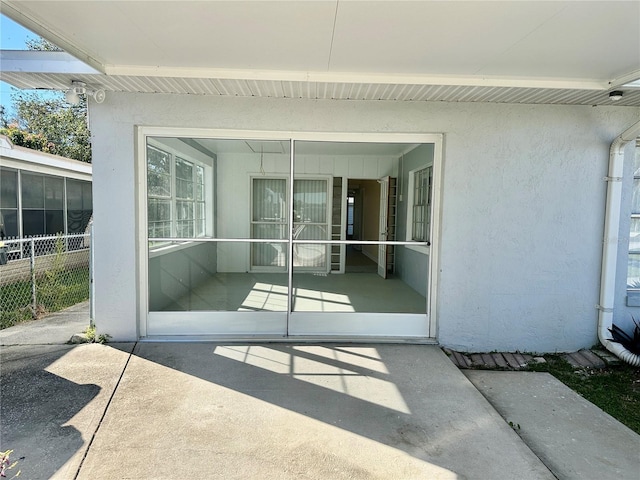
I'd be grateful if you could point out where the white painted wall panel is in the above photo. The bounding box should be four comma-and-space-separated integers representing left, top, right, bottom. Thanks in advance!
332, 157, 348, 177
216, 153, 252, 239
347, 157, 365, 178
89, 92, 639, 351
299, 155, 319, 174
214, 152, 397, 271
362, 157, 378, 178
318, 157, 335, 175
378, 157, 396, 178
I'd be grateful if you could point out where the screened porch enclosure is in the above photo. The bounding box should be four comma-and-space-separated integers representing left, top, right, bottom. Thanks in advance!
144, 135, 436, 338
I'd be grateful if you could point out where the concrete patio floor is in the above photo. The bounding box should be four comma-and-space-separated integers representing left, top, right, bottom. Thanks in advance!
1, 306, 638, 479
2, 342, 555, 479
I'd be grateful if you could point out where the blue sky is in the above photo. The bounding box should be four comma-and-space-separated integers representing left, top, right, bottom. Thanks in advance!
1, 14, 42, 116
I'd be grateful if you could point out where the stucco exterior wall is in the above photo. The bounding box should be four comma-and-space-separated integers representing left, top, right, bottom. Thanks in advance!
89, 92, 639, 351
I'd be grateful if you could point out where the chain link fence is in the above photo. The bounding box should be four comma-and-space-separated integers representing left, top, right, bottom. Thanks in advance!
0, 232, 91, 329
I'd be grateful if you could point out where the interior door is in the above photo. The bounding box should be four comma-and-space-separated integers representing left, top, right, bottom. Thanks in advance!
377, 176, 389, 278
250, 177, 288, 270
292, 178, 330, 272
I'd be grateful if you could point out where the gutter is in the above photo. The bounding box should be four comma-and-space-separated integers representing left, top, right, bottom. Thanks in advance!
598, 120, 640, 366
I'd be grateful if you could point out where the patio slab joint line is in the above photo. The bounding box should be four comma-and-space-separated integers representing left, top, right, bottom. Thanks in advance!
72, 342, 138, 480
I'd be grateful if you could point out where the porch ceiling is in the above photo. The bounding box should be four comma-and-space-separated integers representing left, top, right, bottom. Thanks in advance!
1, 1, 639, 106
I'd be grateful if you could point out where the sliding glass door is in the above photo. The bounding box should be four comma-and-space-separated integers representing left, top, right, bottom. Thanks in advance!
145, 138, 290, 336
289, 141, 429, 336
144, 134, 435, 339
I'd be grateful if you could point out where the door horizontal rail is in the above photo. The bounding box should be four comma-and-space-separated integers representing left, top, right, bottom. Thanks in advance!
149, 237, 430, 246
290, 240, 430, 246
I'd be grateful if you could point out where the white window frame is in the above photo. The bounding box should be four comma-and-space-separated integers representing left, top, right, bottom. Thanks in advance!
174, 155, 205, 238
146, 144, 173, 242
146, 139, 212, 250
405, 164, 433, 255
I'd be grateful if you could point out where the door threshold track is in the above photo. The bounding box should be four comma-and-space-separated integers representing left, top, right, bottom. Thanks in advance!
140, 335, 437, 345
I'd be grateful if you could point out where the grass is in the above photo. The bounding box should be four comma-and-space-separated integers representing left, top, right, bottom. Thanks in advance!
0, 267, 89, 330
528, 355, 640, 434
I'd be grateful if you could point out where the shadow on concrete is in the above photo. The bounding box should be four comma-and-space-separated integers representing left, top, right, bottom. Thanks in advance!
0, 345, 100, 480
120, 342, 548, 478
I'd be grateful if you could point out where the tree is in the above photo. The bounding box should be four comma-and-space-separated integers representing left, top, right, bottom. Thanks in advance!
24, 36, 62, 52
0, 105, 7, 128
0, 124, 54, 153
6, 91, 91, 162
0, 36, 91, 162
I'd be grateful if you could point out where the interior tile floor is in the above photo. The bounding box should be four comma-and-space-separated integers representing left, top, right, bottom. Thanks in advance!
163, 271, 426, 313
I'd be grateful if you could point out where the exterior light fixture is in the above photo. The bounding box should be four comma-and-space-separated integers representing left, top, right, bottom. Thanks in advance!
609, 91, 623, 101
64, 88, 81, 105
64, 80, 106, 104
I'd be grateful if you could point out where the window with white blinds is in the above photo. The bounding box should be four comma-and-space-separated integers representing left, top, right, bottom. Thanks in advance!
407, 165, 433, 245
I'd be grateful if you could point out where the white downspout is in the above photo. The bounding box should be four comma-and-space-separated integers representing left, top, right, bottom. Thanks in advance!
599, 120, 640, 366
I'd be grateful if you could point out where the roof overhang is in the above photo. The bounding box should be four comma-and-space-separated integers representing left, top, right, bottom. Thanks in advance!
1, 1, 639, 106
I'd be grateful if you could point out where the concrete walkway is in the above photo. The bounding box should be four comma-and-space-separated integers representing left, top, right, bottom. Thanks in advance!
0, 301, 90, 346
0, 305, 638, 479
466, 371, 640, 480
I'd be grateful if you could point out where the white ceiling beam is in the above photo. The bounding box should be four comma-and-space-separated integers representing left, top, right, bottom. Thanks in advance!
1, 1, 106, 73
0, 50, 100, 74
104, 65, 610, 91
610, 70, 640, 89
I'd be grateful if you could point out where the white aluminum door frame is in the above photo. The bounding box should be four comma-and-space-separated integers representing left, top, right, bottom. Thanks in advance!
137, 127, 443, 340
